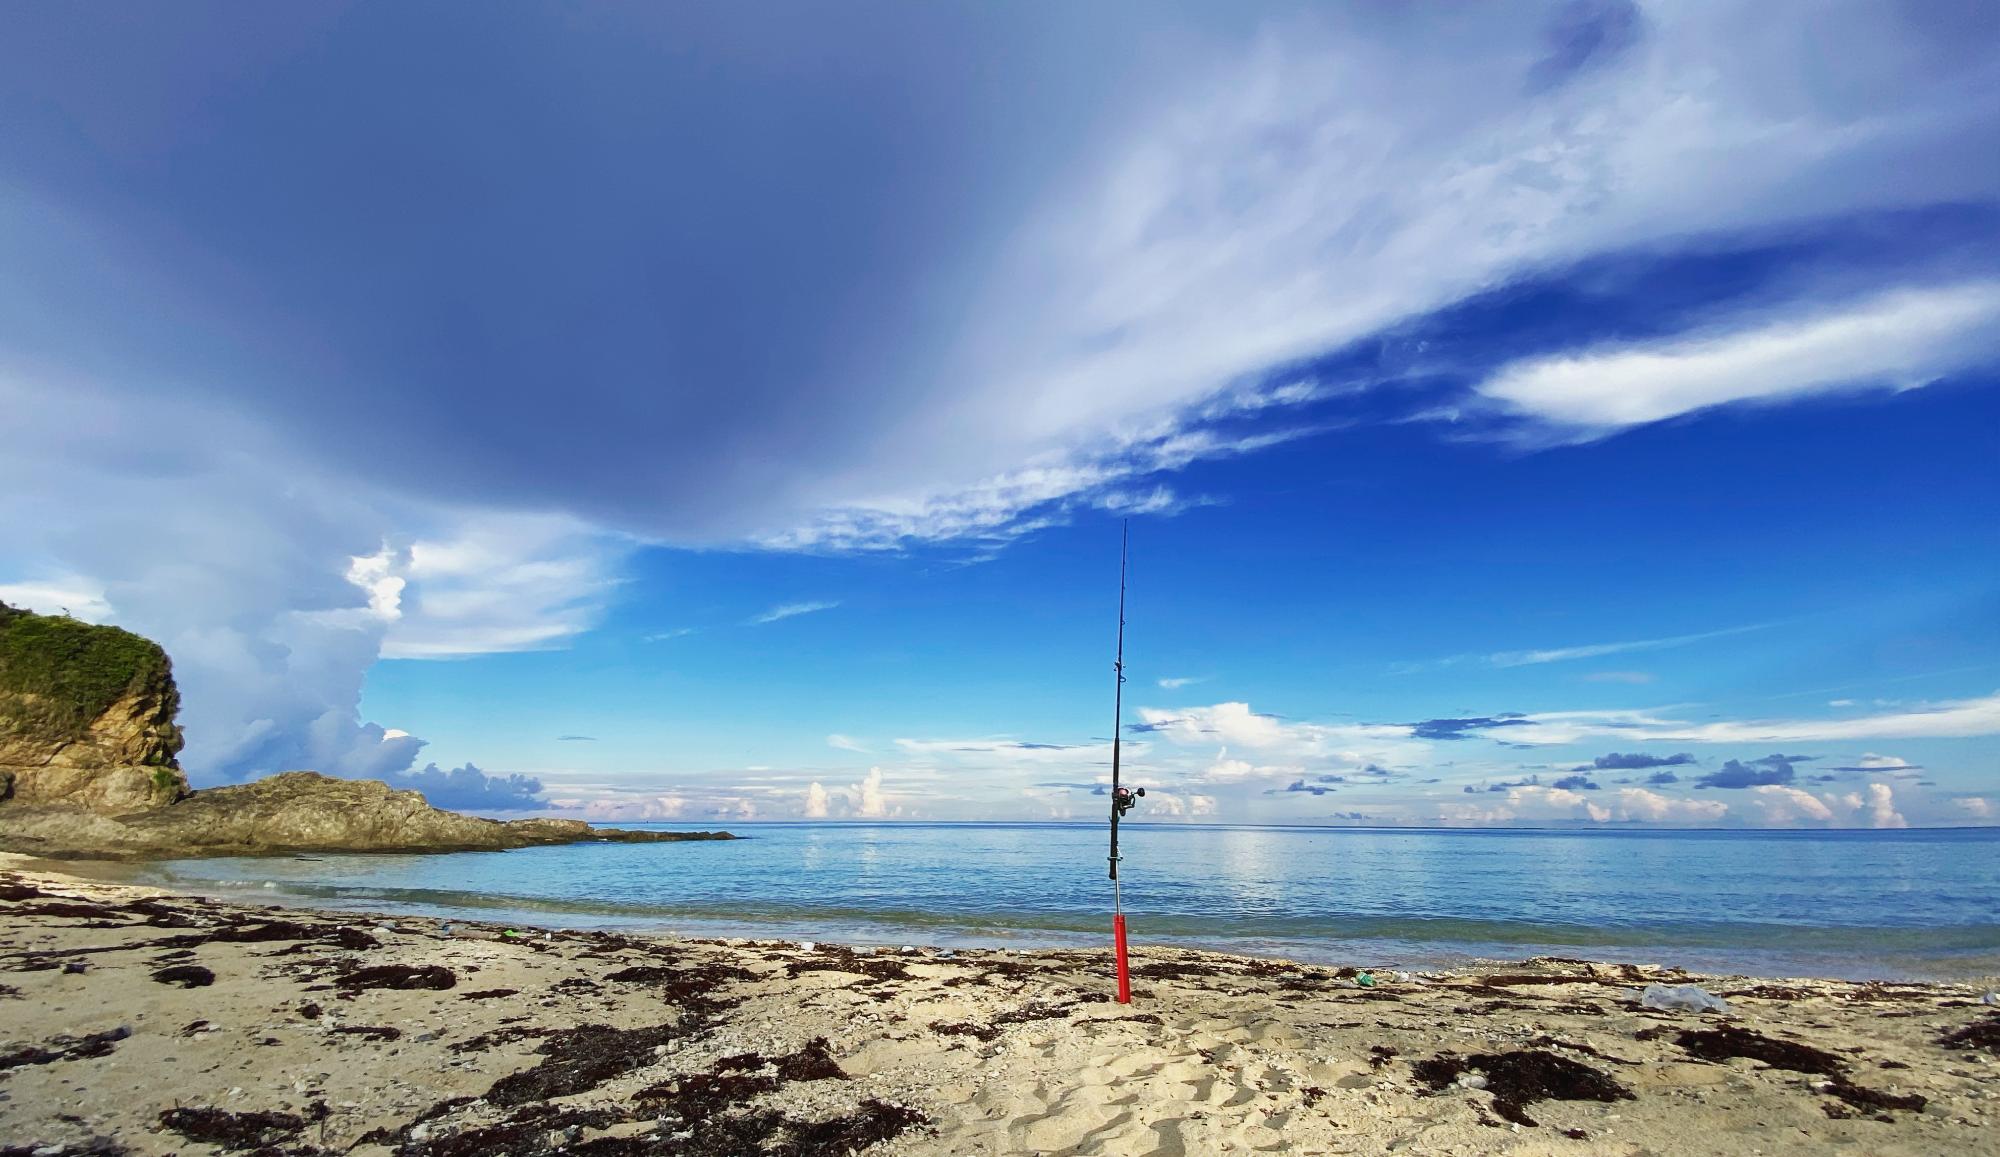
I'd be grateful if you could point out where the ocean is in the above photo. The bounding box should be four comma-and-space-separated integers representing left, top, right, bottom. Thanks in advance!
134, 822, 2000, 982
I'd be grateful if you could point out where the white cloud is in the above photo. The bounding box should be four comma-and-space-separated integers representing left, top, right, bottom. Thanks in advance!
1141, 790, 1219, 818
349, 515, 625, 659
1399, 622, 1766, 672
803, 781, 831, 819
807, 2, 2000, 546
852, 767, 890, 819
1953, 797, 1993, 819
825, 733, 869, 754
1749, 785, 1836, 825
1484, 692, 2000, 746
566, 793, 688, 822
891, 737, 1108, 766
1157, 676, 1206, 690
0, 369, 632, 783
1478, 283, 2000, 434
1606, 787, 1728, 824
1862, 782, 1908, 830
1473, 784, 1731, 826
1486, 623, 1768, 667
1197, 750, 1283, 784
757, 427, 1301, 552
1140, 701, 1427, 770
0, 577, 115, 623
747, 600, 839, 625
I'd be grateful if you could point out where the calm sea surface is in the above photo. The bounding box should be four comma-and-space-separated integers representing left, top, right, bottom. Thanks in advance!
135, 823, 2000, 981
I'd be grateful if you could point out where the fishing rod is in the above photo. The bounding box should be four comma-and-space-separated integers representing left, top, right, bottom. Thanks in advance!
1107, 520, 1144, 1003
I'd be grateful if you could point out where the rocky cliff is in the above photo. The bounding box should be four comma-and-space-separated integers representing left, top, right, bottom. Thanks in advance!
0, 603, 190, 813
0, 771, 727, 858
0, 603, 732, 858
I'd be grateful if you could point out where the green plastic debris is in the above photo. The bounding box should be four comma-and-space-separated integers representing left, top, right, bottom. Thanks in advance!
1355, 971, 1376, 988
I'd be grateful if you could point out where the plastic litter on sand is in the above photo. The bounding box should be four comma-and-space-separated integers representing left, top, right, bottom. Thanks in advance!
1638, 983, 1729, 1014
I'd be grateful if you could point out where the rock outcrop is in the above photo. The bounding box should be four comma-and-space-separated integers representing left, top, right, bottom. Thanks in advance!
0, 771, 729, 858
0, 603, 732, 858
0, 603, 190, 813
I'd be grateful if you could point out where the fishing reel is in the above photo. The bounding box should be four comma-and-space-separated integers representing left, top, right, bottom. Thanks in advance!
1111, 785, 1145, 817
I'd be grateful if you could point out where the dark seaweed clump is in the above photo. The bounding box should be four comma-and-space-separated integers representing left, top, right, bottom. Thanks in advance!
1131, 960, 1226, 981
604, 965, 679, 984
337, 963, 456, 993
450, 1025, 556, 1055
0, 1027, 131, 1071
203, 919, 380, 952
929, 1020, 1001, 1042
1413, 1050, 1634, 1127
157, 1106, 310, 1151
150, 963, 215, 988
1822, 1079, 1926, 1117
0, 1140, 129, 1157
333, 1024, 403, 1042
784, 1099, 930, 1156
749, 1036, 847, 1083
784, 952, 912, 983
636, 1035, 847, 1122
363, 1105, 619, 1157
637, 1070, 779, 1123
485, 1023, 682, 1107
1674, 1026, 1846, 1075
611, 960, 757, 1020
1939, 1018, 2000, 1054
389, 1034, 920, 1156
928, 996, 1101, 1044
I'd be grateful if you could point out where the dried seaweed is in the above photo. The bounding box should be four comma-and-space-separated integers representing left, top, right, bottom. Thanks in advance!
636, 1071, 779, 1122
484, 1023, 681, 1107
1824, 1079, 1925, 1114
333, 1024, 403, 1042
1939, 1017, 2000, 1054
1674, 1026, 1846, 1075
150, 963, 215, 988
1413, 1049, 1634, 1127
779, 1098, 930, 1155
0, 1027, 131, 1071
929, 1020, 1001, 1042
336, 963, 456, 993
156, 1106, 304, 1151
0, 1139, 129, 1157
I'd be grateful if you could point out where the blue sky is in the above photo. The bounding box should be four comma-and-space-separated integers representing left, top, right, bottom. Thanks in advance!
2, 2, 1995, 827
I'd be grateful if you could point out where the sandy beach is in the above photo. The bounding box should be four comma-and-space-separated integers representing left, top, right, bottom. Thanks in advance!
1, 855, 1994, 1156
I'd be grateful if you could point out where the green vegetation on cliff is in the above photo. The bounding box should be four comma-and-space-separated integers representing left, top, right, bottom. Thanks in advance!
0, 602, 177, 743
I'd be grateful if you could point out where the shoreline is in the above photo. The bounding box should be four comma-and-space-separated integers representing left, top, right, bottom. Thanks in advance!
109, 854, 2000, 986
3, 855, 1996, 1155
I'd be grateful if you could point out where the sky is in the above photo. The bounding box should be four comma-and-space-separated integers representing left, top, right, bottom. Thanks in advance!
2, 1, 1996, 829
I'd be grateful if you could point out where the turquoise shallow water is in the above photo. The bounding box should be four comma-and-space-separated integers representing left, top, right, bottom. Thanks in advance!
137, 823, 2000, 981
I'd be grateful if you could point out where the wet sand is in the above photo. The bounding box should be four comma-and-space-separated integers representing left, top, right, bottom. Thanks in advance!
1, 854, 1995, 1155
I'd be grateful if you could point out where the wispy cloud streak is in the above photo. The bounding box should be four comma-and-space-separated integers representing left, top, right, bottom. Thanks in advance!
747, 601, 840, 625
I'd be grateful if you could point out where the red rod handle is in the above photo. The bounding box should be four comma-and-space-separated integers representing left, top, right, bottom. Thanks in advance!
1113, 914, 1132, 1004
